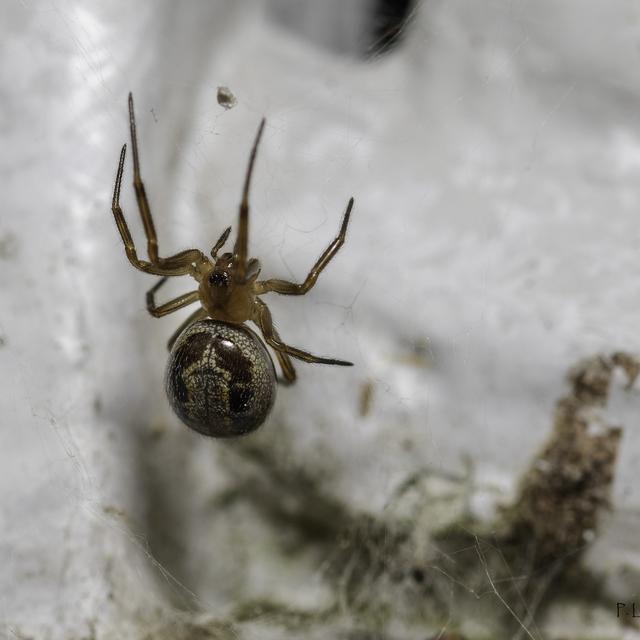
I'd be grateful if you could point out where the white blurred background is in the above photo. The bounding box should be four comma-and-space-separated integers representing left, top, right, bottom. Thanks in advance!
3, 1, 640, 638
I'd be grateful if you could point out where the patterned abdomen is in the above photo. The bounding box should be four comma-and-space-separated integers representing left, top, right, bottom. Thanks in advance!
165, 320, 276, 437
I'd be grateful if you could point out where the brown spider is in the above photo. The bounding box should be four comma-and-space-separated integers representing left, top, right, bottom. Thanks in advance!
110, 94, 354, 437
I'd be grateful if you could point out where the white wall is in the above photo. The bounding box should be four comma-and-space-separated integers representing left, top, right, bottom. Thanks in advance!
2, 1, 639, 637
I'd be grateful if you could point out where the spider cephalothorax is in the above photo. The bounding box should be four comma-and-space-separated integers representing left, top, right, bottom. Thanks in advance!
111, 94, 354, 437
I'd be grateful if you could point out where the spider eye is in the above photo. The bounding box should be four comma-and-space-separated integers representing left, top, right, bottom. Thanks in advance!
209, 271, 230, 287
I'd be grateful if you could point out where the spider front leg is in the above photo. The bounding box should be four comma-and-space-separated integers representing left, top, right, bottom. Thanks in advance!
253, 298, 352, 367
128, 94, 208, 269
112, 144, 205, 276
110, 94, 209, 276
253, 197, 354, 296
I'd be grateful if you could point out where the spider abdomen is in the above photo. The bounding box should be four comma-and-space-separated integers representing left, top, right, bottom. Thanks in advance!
165, 320, 276, 437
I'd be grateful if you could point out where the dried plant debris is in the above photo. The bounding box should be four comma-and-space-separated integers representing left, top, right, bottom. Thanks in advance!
0, 231, 18, 260
205, 353, 635, 639
220, 438, 474, 632
141, 616, 236, 640
502, 352, 629, 571
359, 379, 375, 416
217, 86, 237, 110
460, 352, 635, 635
231, 599, 335, 630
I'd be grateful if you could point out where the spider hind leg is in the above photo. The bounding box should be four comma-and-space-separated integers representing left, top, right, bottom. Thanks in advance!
253, 299, 352, 367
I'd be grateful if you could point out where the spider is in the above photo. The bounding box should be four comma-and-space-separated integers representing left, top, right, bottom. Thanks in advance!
110, 94, 354, 437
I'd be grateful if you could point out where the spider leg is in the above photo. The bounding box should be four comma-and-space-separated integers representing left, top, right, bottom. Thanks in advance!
112, 146, 192, 275
271, 330, 297, 384
254, 197, 354, 296
253, 299, 352, 366
146, 276, 200, 318
233, 118, 266, 282
112, 144, 204, 276
167, 307, 209, 351
125, 94, 207, 270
